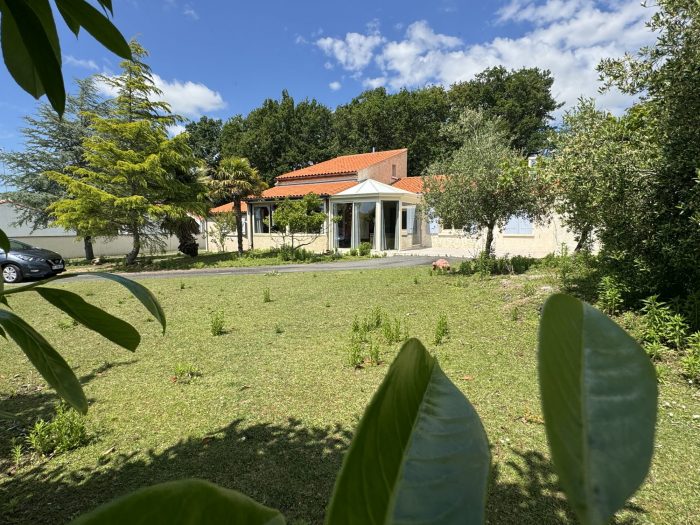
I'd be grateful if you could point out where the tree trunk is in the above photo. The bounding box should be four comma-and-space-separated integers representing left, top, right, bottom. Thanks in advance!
83, 236, 94, 261
574, 226, 591, 253
484, 221, 496, 256
125, 228, 141, 265
234, 197, 244, 256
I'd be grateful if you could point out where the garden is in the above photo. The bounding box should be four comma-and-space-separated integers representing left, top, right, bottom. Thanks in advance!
1, 265, 698, 524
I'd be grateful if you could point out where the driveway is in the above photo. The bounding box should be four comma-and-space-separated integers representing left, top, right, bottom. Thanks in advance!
83, 255, 441, 281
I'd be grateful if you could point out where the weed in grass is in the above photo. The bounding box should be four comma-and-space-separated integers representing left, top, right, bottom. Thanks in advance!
597, 275, 627, 315
210, 310, 226, 336
57, 318, 78, 330
325, 301, 331, 308
510, 306, 520, 322
428, 269, 434, 277
11, 440, 22, 467
522, 281, 536, 297
263, 287, 272, 303
645, 340, 668, 361
381, 317, 403, 344
413, 276, 419, 285
84, 291, 94, 297
179, 281, 186, 290
275, 324, 284, 334
370, 306, 384, 329
173, 362, 202, 384
27, 403, 89, 456
368, 338, 381, 365
347, 337, 363, 368
434, 314, 449, 345
681, 332, 700, 381
655, 363, 670, 384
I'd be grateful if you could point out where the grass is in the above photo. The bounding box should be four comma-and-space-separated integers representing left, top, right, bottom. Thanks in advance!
65, 249, 368, 274
1, 268, 699, 524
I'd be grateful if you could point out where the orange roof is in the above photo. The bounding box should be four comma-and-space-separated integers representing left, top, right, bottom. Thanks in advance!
210, 201, 248, 214
392, 177, 423, 193
260, 181, 357, 199
276, 149, 407, 181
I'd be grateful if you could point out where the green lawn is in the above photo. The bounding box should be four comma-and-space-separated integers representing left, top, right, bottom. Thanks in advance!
1, 268, 699, 524
65, 249, 369, 273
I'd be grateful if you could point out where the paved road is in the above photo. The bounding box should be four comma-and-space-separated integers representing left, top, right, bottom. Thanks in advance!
71, 255, 440, 281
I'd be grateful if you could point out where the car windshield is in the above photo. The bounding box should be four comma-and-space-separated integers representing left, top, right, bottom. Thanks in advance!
9, 239, 33, 250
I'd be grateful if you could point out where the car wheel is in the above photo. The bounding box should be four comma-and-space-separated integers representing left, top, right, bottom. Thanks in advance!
2, 264, 23, 284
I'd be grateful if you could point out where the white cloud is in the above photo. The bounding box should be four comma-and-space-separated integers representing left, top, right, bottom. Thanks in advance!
316, 1, 657, 116
183, 4, 199, 20
168, 124, 187, 136
96, 74, 226, 119
64, 55, 98, 70
329, 81, 342, 91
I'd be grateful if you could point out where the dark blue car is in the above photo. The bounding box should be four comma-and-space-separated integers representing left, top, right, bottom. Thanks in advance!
1, 239, 66, 283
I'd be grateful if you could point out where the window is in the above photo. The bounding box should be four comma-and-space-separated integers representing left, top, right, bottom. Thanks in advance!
504, 216, 533, 235
401, 209, 408, 229
392, 164, 397, 179
254, 205, 270, 233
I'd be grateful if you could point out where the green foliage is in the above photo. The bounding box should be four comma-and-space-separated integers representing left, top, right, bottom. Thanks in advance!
449, 66, 562, 154
262, 287, 271, 303
173, 362, 201, 384
274, 324, 284, 335
681, 333, 700, 381
381, 316, 404, 344
367, 337, 380, 366
208, 211, 237, 253
457, 253, 536, 276
640, 295, 688, 351
597, 275, 628, 316
348, 248, 357, 257
210, 310, 225, 336
11, 440, 22, 467
346, 336, 363, 368
357, 242, 372, 257
185, 116, 223, 170
27, 403, 89, 456
558, 250, 601, 303
424, 109, 552, 255
271, 194, 328, 253
57, 317, 78, 330
71, 479, 285, 525
539, 294, 656, 525
434, 313, 449, 345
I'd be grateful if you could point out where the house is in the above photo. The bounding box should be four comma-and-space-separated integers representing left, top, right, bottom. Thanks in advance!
206, 149, 578, 258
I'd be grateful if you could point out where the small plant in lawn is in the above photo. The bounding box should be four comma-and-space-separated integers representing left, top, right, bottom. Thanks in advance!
641, 295, 688, 352
645, 340, 668, 361
263, 287, 272, 303
173, 363, 202, 384
347, 337, 364, 368
510, 306, 520, 321
368, 338, 381, 365
434, 313, 449, 345
523, 281, 536, 297
57, 317, 78, 330
597, 275, 627, 315
370, 306, 384, 329
358, 242, 372, 256
179, 281, 186, 290
11, 440, 22, 468
681, 332, 700, 381
655, 363, 670, 384
382, 317, 403, 344
275, 324, 284, 334
210, 310, 226, 336
27, 403, 89, 456
325, 301, 331, 308
413, 275, 419, 285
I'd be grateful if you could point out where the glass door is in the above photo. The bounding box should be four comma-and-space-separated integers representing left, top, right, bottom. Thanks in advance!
381, 201, 398, 250
354, 202, 376, 248
334, 203, 353, 248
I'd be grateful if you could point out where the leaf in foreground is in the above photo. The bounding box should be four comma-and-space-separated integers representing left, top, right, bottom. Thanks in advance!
0, 309, 86, 413
539, 294, 657, 525
70, 479, 286, 525
326, 338, 491, 525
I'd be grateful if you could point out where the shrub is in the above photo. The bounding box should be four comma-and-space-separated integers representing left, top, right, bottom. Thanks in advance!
510, 255, 534, 274
210, 310, 225, 336
349, 248, 358, 256
368, 338, 381, 365
27, 403, 89, 456
262, 287, 272, 303
681, 332, 700, 381
358, 242, 372, 256
597, 275, 627, 315
173, 362, 201, 384
434, 314, 449, 345
640, 295, 688, 350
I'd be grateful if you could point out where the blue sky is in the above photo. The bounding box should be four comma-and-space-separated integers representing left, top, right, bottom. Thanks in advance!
0, 0, 655, 153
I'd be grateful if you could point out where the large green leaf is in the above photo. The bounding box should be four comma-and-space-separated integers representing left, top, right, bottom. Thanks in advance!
5, 272, 166, 332
0, 0, 65, 114
71, 479, 286, 525
326, 338, 490, 525
35, 287, 140, 351
0, 309, 86, 413
55, 0, 131, 60
538, 294, 657, 525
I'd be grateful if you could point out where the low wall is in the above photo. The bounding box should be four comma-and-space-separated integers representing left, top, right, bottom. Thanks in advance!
252, 233, 329, 253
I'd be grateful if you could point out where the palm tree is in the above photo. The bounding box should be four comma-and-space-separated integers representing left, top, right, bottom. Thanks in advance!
208, 156, 267, 255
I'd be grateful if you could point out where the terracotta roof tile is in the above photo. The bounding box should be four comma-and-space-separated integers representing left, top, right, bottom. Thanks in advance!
260, 181, 358, 199
276, 149, 407, 181
210, 201, 248, 214
391, 177, 424, 193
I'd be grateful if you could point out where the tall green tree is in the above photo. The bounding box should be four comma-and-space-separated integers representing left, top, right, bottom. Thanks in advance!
424, 109, 551, 255
596, 0, 700, 300
0, 77, 109, 259
48, 41, 205, 265
333, 86, 451, 176
449, 66, 562, 154
221, 91, 337, 184
207, 156, 267, 255
185, 116, 222, 170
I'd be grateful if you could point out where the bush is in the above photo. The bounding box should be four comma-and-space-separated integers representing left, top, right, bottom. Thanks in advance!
349, 248, 358, 256
210, 310, 225, 336
278, 245, 315, 262
358, 242, 372, 256
559, 251, 601, 303
27, 403, 89, 456
597, 275, 628, 315
347, 336, 363, 368
640, 295, 688, 350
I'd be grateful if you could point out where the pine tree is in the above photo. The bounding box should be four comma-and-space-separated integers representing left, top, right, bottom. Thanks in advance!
47, 41, 206, 265
0, 77, 110, 259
